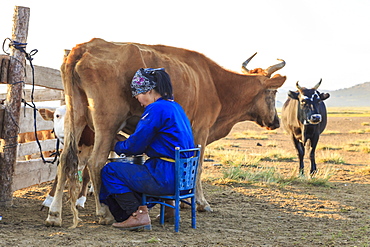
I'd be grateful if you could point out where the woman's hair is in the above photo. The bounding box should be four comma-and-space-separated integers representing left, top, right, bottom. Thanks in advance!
143, 69, 174, 100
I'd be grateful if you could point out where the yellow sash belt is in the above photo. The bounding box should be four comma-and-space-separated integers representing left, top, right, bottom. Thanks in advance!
159, 157, 175, 163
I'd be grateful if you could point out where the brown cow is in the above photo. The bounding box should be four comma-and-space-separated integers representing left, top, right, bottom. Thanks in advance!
45, 38, 286, 227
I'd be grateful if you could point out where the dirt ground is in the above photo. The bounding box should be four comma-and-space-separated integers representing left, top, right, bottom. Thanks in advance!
1, 115, 370, 247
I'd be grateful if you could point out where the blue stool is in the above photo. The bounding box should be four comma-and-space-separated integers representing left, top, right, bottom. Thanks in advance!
142, 145, 201, 232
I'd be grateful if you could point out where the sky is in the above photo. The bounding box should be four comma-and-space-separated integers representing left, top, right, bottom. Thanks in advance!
1, 0, 369, 91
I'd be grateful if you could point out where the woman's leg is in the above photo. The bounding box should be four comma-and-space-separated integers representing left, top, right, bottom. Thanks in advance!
99, 160, 174, 230
100, 161, 175, 197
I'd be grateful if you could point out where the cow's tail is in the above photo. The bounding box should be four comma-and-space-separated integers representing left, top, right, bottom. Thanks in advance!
60, 45, 85, 206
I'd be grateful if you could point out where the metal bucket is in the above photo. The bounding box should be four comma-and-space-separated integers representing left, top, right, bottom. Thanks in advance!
108, 155, 144, 165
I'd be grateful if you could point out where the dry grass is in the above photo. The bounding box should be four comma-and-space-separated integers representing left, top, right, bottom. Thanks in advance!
232, 131, 269, 140
326, 107, 370, 117
317, 151, 346, 164
317, 144, 343, 151
204, 107, 370, 189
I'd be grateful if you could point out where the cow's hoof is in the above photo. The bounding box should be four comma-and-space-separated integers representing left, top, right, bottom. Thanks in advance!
98, 216, 114, 225
41, 195, 54, 208
45, 215, 62, 227
197, 204, 213, 212
76, 196, 86, 208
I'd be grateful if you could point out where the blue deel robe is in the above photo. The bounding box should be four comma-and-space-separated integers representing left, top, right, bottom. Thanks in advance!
99, 98, 195, 202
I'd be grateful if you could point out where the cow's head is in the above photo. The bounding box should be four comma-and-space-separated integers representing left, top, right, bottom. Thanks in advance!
288, 79, 330, 125
39, 105, 66, 144
242, 53, 286, 130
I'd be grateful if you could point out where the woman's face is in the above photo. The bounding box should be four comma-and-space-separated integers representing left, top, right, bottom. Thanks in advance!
135, 90, 156, 107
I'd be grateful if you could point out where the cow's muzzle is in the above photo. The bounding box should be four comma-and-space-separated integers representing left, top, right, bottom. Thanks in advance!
308, 114, 322, 124
264, 115, 280, 130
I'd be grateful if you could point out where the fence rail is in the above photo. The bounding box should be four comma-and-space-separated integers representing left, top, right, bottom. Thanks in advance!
0, 54, 64, 192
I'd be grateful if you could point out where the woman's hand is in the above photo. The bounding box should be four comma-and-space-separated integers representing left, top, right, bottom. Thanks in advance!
111, 134, 127, 151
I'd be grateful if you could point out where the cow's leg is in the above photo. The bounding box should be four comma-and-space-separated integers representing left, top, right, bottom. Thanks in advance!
76, 166, 90, 208
87, 134, 115, 225
74, 144, 94, 209
309, 136, 320, 175
45, 156, 67, 227
292, 137, 305, 176
45, 112, 86, 227
194, 139, 213, 212
195, 163, 212, 212
41, 174, 58, 208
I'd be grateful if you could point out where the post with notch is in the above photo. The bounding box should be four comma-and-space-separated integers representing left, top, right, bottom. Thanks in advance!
0, 6, 30, 207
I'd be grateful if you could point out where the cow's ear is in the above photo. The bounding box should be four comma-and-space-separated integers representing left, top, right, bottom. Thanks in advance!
288, 91, 299, 100
264, 75, 286, 89
320, 93, 330, 100
39, 108, 55, 121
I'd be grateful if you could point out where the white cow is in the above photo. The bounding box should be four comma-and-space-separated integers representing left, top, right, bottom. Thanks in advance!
39, 106, 93, 208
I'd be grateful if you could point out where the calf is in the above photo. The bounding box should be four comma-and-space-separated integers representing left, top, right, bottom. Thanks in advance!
281, 79, 330, 175
39, 106, 94, 208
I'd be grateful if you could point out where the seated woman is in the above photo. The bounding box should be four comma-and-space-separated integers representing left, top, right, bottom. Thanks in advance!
100, 67, 195, 231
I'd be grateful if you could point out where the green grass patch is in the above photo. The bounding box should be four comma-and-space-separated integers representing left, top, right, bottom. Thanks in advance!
220, 165, 334, 187
222, 166, 282, 184
258, 150, 296, 162
205, 145, 261, 167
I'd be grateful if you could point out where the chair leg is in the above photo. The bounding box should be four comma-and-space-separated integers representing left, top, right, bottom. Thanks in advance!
141, 194, 147, 206
191, 196, 196, 229
174, 199, 180, 232
160, 204, 165, 225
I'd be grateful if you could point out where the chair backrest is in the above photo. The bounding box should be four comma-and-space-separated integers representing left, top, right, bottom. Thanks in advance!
174, 145, 201, 194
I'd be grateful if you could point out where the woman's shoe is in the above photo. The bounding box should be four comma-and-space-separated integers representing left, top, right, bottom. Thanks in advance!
112, 206, 152, 231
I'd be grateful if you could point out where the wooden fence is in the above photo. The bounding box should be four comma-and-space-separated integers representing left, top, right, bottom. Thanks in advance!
0, 61, 64, 191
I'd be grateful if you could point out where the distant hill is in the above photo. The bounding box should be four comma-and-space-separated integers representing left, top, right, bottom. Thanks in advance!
325, 82, 370, 107
276, 81, 370, 107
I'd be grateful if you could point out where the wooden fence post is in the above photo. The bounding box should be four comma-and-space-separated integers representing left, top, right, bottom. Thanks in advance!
0, 6, 30, 207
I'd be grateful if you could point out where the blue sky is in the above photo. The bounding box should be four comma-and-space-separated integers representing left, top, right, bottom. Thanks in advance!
1, 0, 369, 91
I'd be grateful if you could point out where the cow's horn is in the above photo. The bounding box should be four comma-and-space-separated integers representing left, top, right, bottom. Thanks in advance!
241, 52, 258, 74
296, 81, 303, 91
64, 49, 71, 57
313, 78, 322, 90
265, 58, 286, 78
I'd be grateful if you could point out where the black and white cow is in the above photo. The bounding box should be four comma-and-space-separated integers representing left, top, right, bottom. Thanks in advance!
281, 79, 330, 175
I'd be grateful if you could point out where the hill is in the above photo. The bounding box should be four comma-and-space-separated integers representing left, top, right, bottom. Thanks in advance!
325, 81, 370, 107
276, 81, 370, 107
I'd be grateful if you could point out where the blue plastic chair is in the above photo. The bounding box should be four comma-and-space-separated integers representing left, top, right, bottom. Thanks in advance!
142, 145, 201, 232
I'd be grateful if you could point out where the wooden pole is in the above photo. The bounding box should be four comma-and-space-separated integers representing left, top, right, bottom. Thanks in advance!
0, 6, 30, 207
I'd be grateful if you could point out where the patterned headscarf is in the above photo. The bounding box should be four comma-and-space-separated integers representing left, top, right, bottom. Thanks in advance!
131, 68, 165, 97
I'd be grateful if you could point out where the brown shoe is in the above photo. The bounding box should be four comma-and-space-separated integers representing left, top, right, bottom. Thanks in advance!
112, 206, 152, 231
156, 200, 175, 223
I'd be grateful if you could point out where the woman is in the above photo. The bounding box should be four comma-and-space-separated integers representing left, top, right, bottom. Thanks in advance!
100, 68, 195, 231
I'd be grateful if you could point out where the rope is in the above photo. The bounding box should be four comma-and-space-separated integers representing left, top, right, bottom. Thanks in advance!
4, 38, 59, 164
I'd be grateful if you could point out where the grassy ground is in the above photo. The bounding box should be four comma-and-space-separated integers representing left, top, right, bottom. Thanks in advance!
1, 107, 370, 246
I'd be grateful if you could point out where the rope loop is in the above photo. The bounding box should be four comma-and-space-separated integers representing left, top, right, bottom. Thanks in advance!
2, 38, 60, 164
